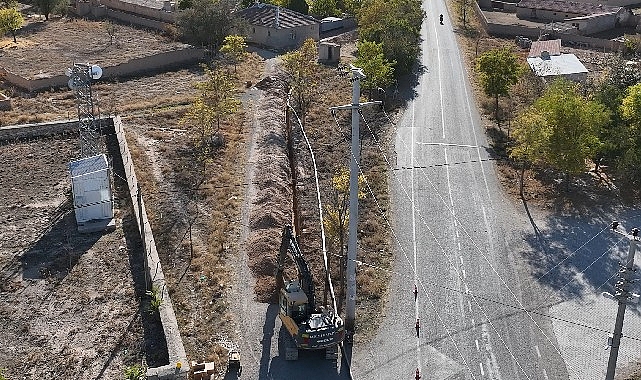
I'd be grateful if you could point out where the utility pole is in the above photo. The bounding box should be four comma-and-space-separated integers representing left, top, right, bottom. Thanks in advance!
330, 65, 381, 341
605, 221, 640, 380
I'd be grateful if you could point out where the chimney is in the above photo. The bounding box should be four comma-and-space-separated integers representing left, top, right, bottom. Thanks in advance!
275, 6, 280, 28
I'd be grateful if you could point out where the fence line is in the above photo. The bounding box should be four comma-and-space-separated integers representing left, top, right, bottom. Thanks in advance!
114, 116, 189, 378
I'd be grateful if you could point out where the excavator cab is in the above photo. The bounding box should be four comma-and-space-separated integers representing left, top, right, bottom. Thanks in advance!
280, 280, 309, 324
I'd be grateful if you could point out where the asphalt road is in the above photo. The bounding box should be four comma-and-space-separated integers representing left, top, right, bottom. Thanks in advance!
351, 5, 570, 380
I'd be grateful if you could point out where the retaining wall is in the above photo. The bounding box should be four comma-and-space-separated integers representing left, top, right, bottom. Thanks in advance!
0, 47, 204, 93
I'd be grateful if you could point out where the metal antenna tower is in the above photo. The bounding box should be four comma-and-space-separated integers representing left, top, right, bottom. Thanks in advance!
68, 63, 103, 157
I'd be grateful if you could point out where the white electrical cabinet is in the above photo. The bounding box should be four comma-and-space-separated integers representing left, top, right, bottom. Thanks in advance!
69, 154, 113, 226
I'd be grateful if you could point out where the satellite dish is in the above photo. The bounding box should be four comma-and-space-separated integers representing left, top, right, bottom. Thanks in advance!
65, 67, 72, 77
68, 78, 77, 90
90, 65, 103, 80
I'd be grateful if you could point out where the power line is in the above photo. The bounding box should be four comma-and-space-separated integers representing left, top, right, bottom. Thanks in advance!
537, 223, 613, 281
357, 110, 534, 379
376, 108, 567, 358
287, 92, 339, 314
330, 109, 481, 379
344, 253, 641, 343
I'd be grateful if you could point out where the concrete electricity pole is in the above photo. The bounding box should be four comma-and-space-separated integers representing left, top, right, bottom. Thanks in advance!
330, 65, 381, 341
605, 221, 640, 380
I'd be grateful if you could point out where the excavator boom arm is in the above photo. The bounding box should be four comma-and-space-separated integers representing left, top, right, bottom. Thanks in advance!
277, 225, 315, 314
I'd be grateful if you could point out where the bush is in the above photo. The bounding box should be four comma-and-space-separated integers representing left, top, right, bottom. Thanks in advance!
124, 364, 145, 380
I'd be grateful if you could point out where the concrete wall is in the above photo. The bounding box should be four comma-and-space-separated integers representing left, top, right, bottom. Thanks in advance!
570, 13, 617, 35
113, 116, 189, 379
318, 42, 340, 62
0, 120, 80, 141
516, 7, 583, 21
105, 8, 174, 31
0, 47, 204, 93
474, 3, 623, 51
566, 0, 641, 7
76, 0, 176, 23
247, 23, 319, 50
516, 6, 618, 35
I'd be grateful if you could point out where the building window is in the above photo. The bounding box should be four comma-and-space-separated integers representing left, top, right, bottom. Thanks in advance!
268, 31, 271, 36
252, 27, 255, 33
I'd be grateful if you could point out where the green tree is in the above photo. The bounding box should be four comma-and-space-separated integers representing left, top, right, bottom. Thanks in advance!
309, 0, 339, 17
353, 40, 395, 99
0, 7, 23, 43
618, 83, 641, 184
476, 47, 522, 126
183, 65, 240, 150
281, 38, 318, 126
34, 0, 62, 20
176, 0, 244, 49
284, 0, 309, 13
510, 110, 549, 197
322, 167, 365, 311
220, 34, 247, 73
591, 57, 641, 171
358, 0, 424, 76
511, 79, 610, 187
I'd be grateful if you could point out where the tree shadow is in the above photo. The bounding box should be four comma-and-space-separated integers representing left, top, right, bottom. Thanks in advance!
522, 203, 641, 309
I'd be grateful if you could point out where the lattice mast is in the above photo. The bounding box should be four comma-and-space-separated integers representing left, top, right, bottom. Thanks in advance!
70, 63, 103, 158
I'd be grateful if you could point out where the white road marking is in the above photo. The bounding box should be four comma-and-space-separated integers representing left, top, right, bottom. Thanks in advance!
479, 362, 485, 376
460, 256, 464, 266
476, 339, 480, 351
456, 40, 492, 201
437, 25, 445, 140
468, 300, 473, 313
465, 283, 470, 293
458, 241, 461, 251
462, 268, 467, 279
542, 368, 549, 380
416, 142, 482, 148
410, 46, 424, 374
456, 229, 460, 238
534, 345, 541, 358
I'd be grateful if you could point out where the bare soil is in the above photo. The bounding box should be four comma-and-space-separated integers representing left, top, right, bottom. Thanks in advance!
0, 134, 167, 379
1, 17, 183, 79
